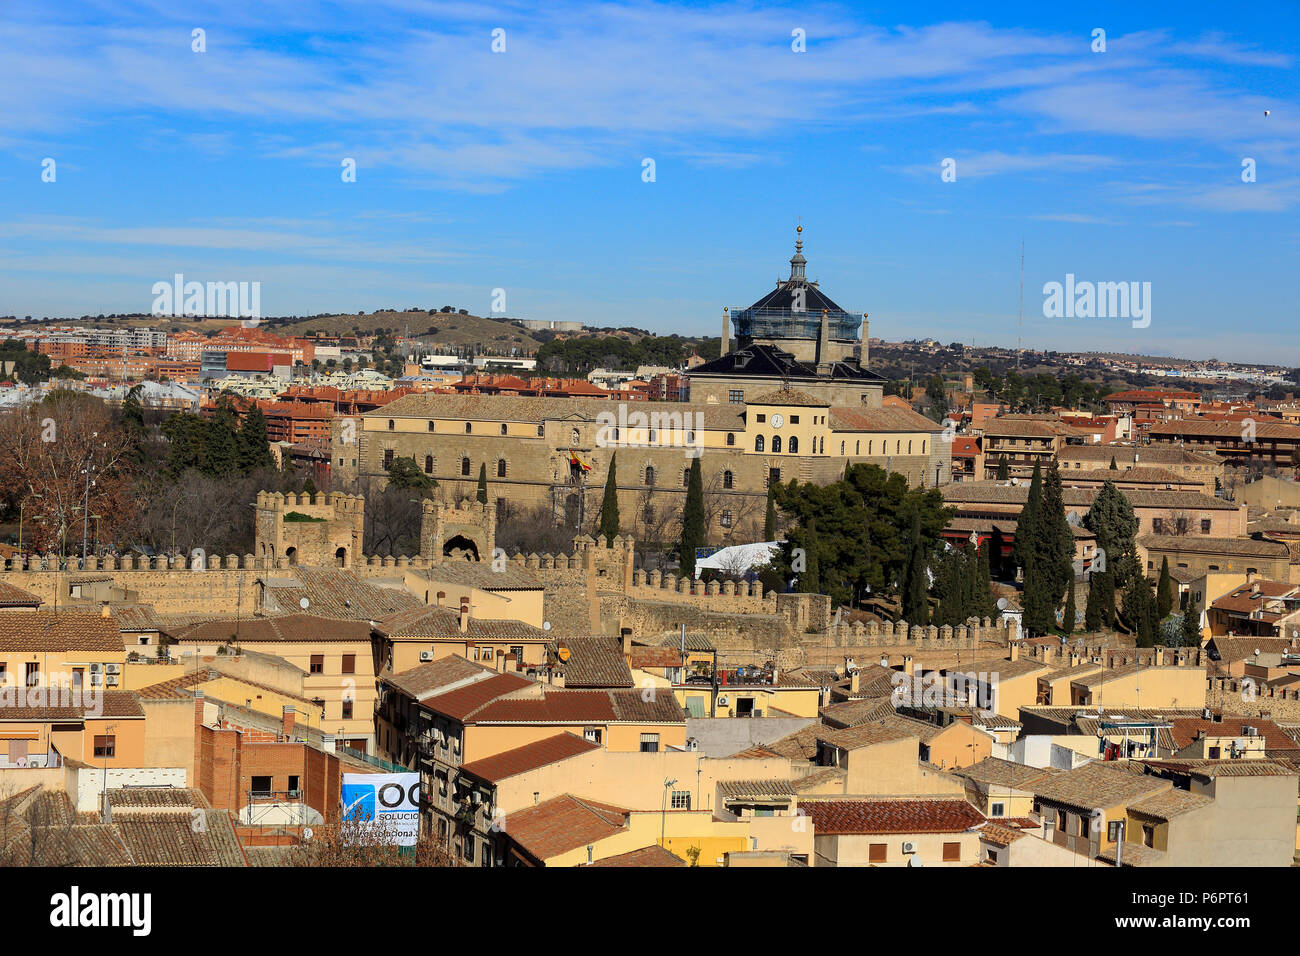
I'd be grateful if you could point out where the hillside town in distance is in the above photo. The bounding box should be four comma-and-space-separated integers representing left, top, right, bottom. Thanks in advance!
4, 231, 1300, 872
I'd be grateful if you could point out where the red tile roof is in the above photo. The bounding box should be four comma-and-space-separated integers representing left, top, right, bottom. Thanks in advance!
584, 845, 685, 867
0, 581, 42, 608
500, 795, 630, 862
421, 673, 533, 720
458, 733, 599, 783
801, 799, 985, 835
0, 611, 123, 652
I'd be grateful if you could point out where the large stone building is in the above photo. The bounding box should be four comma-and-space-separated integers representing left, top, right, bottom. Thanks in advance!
355, 232, 947, 534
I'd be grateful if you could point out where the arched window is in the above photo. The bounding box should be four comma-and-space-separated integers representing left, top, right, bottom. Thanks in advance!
896, 440, 901, 454
497, 459, 507, 478
755, 435, 765, 452
908, 440, 913, 454
723, 470, 734, 489
461, 457, 471, 476
788, 436, 798, 454
645, 466, 656, 486
387, 419, 394, 431
571, 428, 580, 445
922, 440, 926, 454
465, 422, 472, 433
683, 469, 691, 487
840, 442, 845, 455
726, 433, 735, 446
424, 455, 433, 474
427, 421, 435, 432
772, 435, 782, 453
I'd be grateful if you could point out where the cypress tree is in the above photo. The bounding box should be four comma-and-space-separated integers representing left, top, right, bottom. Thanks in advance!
476, 462, 488, 504
764, 486, 777, 541
598, 453, 620, 546
996, 455, 1009, 480
1109, 455, 1118, 470
901, 511, 929, 626
1180, 598, 1202, 647
1062, 582, 1076, 636
238, 404, 275, 473
679, 456, 705, 578
975, 542, 996, 619
1157, 557, 1175, 619
1084, 572, 1103, 632
1038, 463, 1075, 612
1013, 461, 1043, 574
204, 398, 240, 478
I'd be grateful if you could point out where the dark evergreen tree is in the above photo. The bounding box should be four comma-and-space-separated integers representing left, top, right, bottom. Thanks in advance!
1037, 463, 1075, 611
996, 455, 1009, 480
1180, 598, 1202, 647
238, 404, 275, 473
598, 452, 620, 546
679, 457, 705, 578
974, 542, 997, 619
1084, 572, 1104, 632
901, 511, 930, 626
476, 462, 488, 504
1109, 455, 1118, 470
763, 486, 776, 541
797, 518, 821, 594
1062, 583, 1076, 636
1156, 557, 1175, 619
203, 398, 240, 478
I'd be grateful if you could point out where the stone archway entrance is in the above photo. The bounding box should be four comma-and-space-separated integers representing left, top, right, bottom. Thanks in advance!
442, 534, 481, 562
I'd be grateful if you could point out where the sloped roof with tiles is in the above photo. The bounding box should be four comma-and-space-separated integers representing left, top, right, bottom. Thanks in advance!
959, 757, 1059, 789
458, 733, 599, 783
134, 668, 318, 709
0, 689, 144, 721
1126, 788, 1213, 820
169, 613, 372, 644
418, 673, 534, 720
584, 845, 685, 867
0, 580, 42, 607
1031, 762, 1169, 811
259, 566, 423, 620
801, 799, 985, 835
760, 725, 824, 761
818, 719, 928, 750
500, 795, 631, 861
978, 822, 1027, 847
717, 779, 797, 800
469, 688, 685, 725
1169, 716, 1299, 751
0, 611, 123, 652
820, 698, 898, 728
628, 645, 684, 669
555, 637, 634, 688
421, 562, 542, 591
384, 655, 498, 700
375, 605, 549, 641
829, 405, 944, 434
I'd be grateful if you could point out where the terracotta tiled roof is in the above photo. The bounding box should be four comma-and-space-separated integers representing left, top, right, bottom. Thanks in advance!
584, 845, 685, 867
0, 689, 143, 721
376, 605, 549, 641
420, 673, 534, 720
370, 391, 744, 431
1137, 535, 1288, 558
501, 795, 630, 862
978, 822, 1027, 846
1206, 636, 1297, 664
0, 611, 123, 652
169, 614, 372, 644
0, 581, 42, 607
259, 567, 423, 620
801, 799, 985, 835
384, 655, 498, 700
760, 725, 824, 761
717, 779, 797, 799
748, 388, 828, 407
959, 757, 1058, 789
422, 562, 542, 591
817, 719, 926, 750
133, 668, 319, 708
555, 637, 633, 688
459, 733, 599, 783
1031, 762, 1168, 811
829, 405, 943, 435
1126, 788, 1213, 820
820, 698, 898, 728
470, 688, 685, 725
1169, 716, 1300, 751
628, 646, 684, 669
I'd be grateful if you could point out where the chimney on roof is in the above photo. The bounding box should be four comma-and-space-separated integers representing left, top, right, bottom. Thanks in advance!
621, 627, 633, 658
903, 655, 915, 677
281, 705, 296, 740
849, 670, 860, 695
1009, 643, 1020, 662
459, 597, 470, 633
436, 591, 445, 608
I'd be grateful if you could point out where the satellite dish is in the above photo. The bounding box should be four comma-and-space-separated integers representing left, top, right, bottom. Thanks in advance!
302, 827, 314, 840
543, 621, 552, 631
996, 597, 1009, 611
299, 597, 310, 610
1264, 109, 1270, 116
556, 643, 571, 663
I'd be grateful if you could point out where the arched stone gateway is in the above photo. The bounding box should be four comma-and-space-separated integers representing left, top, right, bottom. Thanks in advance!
420, 498, 496, 565
442, 534, 480, 562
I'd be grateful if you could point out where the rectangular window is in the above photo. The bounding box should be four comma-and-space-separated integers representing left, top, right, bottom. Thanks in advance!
942, 842, 961, 862
1201, 519, 1211, 534
510, 645, 524, 663
790, 415, 799, 424
463, 838, 475, 862
288, 775, 300, 795
583, 728, 602, 744
72, 668, 84, 689
990, 801, 1005, 817
1152, 518, 1164, 533
639, 733, 660, 753
251, 776, 272, 796
25, 662, 39, 686
341, 654, 356, 675
93, 735, 116, 758
310, 654, 324, 674
671, 790, 691, 809
342, 700, 353, 720
383, 449, 394, 468
868, 843, 886, 863
1143, 824, 1154, 848
728, 389, 743, 405
721, 510, 733, 528
756, 413, 766, 423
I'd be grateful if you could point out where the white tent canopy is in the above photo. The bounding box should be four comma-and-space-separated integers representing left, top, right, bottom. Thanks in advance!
693, 541, 782, 579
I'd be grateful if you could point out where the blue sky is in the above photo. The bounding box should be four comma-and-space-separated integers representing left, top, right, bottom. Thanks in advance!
1, 0, 1298, 363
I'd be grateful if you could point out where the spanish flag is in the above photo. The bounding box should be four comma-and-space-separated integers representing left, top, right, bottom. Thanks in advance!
568, 449, 591, 472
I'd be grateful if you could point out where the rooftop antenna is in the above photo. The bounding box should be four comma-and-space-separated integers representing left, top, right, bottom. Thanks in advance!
1017, 239, 1024, 371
